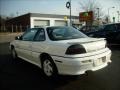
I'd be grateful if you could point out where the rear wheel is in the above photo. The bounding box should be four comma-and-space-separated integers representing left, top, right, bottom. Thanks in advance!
42, 56, 58, 78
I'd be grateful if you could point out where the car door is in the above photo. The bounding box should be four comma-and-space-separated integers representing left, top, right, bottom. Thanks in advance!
94, 25, 114, 38
88, 25, 105, 38
17, 28, 38, 61
104, 24, 116, 40
31, 28, 46, 65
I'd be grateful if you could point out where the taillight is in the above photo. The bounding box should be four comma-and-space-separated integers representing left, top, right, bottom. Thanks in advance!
105, 42, 107, 48
105, 40, 107, 48
65, 44, 86, 55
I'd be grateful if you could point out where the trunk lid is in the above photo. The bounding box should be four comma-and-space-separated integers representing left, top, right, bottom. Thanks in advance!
67, 38, 106, 53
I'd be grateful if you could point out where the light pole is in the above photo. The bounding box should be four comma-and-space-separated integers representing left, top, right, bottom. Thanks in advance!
108, 7, 115, 23
16, 12, 19, 17
96, 8, 100, 25
66, 0, 72, 26
70, 0, 71, 26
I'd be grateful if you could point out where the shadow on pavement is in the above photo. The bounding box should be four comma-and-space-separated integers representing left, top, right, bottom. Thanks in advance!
0, 54, 81, 90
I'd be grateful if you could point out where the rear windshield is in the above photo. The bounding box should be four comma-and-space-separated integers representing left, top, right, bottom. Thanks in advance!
47, 26, 87, 41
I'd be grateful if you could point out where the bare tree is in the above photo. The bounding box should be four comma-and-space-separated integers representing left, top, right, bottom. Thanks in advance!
0, 14, 15, 32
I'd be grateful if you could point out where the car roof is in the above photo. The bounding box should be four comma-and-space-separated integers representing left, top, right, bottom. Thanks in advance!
32, 26, 71, 29
103, 23, 120, 26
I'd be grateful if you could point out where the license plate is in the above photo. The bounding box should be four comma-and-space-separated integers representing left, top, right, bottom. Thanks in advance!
102, 56, 106, 62
94, 57, 106, 66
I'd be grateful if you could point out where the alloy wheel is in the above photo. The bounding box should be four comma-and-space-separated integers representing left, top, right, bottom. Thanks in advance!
43, 59, 53, 76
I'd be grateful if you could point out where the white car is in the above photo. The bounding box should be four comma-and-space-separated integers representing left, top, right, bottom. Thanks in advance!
10, 26, 111, 77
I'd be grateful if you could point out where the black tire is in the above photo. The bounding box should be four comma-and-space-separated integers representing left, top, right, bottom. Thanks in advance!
41, 56, 58, 78
11, 48, 17, 59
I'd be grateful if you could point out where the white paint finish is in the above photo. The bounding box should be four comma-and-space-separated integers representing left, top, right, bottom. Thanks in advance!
52, 48, 111, 75
16, 41, 33, 60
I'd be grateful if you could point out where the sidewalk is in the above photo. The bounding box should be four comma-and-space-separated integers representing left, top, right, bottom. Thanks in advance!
0, 33, 23, 43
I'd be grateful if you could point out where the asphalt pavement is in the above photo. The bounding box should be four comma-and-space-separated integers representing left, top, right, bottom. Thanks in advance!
0, 43, 120, 90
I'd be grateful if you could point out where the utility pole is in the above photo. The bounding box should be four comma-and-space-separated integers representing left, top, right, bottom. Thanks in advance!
117, 11, 120, 22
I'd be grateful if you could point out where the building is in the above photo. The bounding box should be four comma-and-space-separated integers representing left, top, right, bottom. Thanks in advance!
6, 13, 81, 32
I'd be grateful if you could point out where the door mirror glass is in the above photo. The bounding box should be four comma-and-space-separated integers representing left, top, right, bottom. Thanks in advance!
15, 36, 22, 40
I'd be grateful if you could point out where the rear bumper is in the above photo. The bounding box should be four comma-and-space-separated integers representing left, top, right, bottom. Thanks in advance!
52, 48, 111, 75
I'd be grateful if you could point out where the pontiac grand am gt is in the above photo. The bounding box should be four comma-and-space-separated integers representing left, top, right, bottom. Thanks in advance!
10, 26, 111, 77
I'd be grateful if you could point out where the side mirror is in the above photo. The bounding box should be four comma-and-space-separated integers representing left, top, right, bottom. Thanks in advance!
15, 36, 22, 40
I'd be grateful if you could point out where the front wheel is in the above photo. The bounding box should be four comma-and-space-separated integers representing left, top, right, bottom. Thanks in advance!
42, 57, 57, 78
11, 48, 17, 59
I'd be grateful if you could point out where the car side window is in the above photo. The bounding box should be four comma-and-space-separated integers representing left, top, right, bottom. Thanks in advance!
34, 28, 45, 41
116, 24, 120, 30
22, 29, 38, 41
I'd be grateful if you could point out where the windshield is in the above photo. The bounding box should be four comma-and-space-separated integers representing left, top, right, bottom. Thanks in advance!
98, 25, 105, 31
47, 26, 88, 41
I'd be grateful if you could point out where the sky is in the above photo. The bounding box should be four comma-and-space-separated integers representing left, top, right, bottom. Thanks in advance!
0, 0, 120, 22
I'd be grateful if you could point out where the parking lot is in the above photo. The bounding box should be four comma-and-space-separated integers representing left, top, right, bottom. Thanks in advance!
0, 42, 120, 90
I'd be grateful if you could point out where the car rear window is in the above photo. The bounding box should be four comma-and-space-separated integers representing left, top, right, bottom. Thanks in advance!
47, 26, 88, 41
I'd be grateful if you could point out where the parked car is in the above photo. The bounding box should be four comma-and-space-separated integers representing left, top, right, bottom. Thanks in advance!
10, 26, 111, 78
79, 25, 98, 33
85, 23, 120, 44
